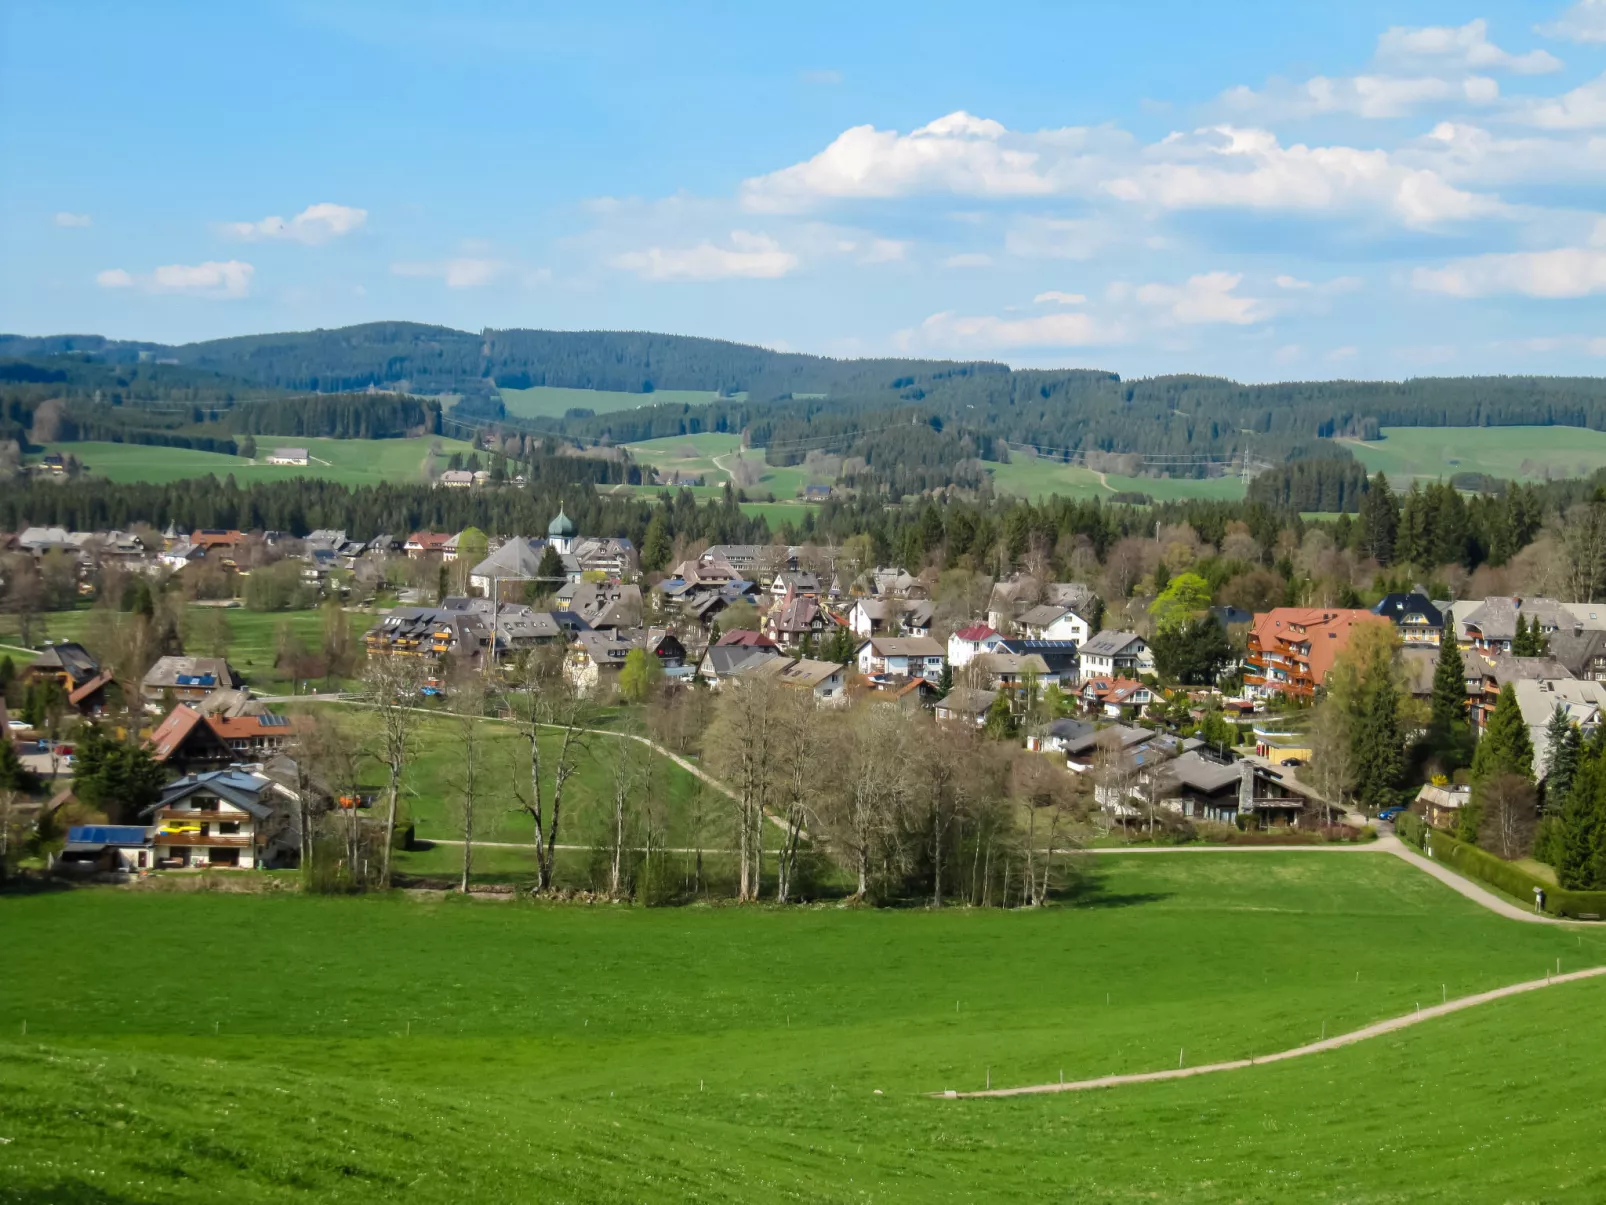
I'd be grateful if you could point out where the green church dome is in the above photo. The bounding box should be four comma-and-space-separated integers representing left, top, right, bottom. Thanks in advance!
547, 506, 577, 538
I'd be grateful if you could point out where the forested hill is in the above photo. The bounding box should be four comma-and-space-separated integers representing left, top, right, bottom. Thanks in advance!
6, 323, 1606, 469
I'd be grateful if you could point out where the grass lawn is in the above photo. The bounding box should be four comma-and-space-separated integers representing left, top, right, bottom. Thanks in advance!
47, 435, 479, 487
499, 385, 740, 421
292, 710, 718, 878
988, 455, 1248, 503
1345, 425, 1606, 486
0, 605, 371, 695
4, 853, 1605, 1202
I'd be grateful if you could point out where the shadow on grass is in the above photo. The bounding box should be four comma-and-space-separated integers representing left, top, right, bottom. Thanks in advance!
1057, 866, 1173, 910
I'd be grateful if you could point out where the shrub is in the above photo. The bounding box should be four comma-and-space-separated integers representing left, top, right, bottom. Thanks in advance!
1395, 812, 1425, 848
1426, 829, 1606, 919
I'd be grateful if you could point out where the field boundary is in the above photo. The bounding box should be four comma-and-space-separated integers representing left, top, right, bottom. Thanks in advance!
937, 964, 1606, 1099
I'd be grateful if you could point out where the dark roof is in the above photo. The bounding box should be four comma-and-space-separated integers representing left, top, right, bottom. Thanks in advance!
147, 769, 279, 819
30, 642, 99, 681
1372, 593, 1445, 628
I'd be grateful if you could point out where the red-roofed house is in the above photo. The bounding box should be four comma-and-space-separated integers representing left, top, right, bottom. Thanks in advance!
947, 624, 1004, 669
1244, 607, 1389, 700
1080, 676, 1155, 719
716, 630, 778, 650
148, 704, 307, 772
405, 532, 454, 559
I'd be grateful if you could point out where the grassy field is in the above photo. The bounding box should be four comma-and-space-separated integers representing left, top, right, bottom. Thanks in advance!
623, 432, 814, 500
48, 435, 479, 487
296, 709, 717, 883
1346, 425, 1606, 486
988, 454, 1248, 503
4, 853, 1604, 1202
0, 605, 371, 695
498, 385, 740, 421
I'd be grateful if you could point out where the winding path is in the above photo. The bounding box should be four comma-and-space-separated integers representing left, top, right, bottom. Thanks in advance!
939, 965, 1606, 1099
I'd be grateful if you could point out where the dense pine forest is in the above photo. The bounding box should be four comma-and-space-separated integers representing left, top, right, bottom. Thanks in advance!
6, 323, 1606, 498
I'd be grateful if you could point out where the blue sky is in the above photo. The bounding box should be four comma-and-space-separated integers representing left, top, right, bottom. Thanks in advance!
2, 0, 1604, 382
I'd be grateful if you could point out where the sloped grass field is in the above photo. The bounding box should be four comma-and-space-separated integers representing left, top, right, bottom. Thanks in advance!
499, 385, 737, 420
1346, 425, 1606, 486
986, 455, 1248, 503
4, 854, 1606, 1201
46, 435, 478, 487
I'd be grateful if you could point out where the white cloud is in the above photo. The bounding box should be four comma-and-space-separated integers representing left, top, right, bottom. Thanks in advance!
1276, 274, 1312, 289
1034, 290, 1087, 305
906, 309, 1124, 350
97, 260, 254, 297
943, 252, 994, 268
223, 202, 368, 244
1412, 246, 1606, 297
1327, 345, 1359, 362
1377, 18, 1562, 74
1221, 74, 1499, 120
391, 258, 508, 288
799, 68, 843, 85
1104, 125, 1507, 228
1508, 71, 1606, 129
739, 111, 1122, 212
1405, 121, 1606, 186
1273, 344, 1303, 365
610, 231, 799, 280
1538, 1, 1606, 44
53, 212, 92, 228
1135, 271, 1268, 325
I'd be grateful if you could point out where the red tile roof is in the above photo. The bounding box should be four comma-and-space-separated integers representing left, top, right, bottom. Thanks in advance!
954, 624, 997, 642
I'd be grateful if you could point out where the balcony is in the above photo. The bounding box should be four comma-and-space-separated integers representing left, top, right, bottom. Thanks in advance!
154, 832, 251, 848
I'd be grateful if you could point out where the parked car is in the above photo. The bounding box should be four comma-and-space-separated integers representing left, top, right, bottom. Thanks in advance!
1377, 807, 1406, 822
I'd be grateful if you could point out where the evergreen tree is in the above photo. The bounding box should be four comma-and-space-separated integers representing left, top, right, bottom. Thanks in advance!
1357, 472, 1398, 565
982, 690, 1016, 740
1554, 749, 1603, 889
1512, 614, 1534, 656
1428, 633, 1472, 769
1472, 683, 1534, 782
1466, 682, 1535, 845
536, 544, 566, 584
1350, 660, 1405, 812
936, 659, 954, 699
1543, 706, 1580, 811
640, 511, 672, 572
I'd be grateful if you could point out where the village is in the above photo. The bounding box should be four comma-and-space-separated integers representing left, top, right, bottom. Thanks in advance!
1, 503, 1599, 904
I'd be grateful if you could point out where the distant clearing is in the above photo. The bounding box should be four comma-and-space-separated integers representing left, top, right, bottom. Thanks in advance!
1346, 425, 1606, 486
988, 454, 1247, 503
498, 385, 743, 421
48, 435, 478, 487
624, 432, 815, 499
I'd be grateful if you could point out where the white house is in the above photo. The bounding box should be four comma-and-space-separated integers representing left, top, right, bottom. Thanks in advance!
857, 636, 945, 684
140, 768, 298, 869
267, 448, 309, 466
1077, 630, 1152, 680
947, 624, 1005, 669
1013, 604, 1091, 644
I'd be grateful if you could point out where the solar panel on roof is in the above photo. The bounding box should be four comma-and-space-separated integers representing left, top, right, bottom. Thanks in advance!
258, 714, 290, 728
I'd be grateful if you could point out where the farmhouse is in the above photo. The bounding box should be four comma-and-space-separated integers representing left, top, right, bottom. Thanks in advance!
26, 642, 100, 692
267, 447, 310, 466
141, 656, 241, 706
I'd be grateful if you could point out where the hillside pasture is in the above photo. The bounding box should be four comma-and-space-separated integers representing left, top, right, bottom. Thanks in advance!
46, 435, 479, 487
624, 432, 814, 500
1346, 425, 1606, 486
988, 453, 1249, 503
498, 384, 741, 421
3, 853, 1604, 1201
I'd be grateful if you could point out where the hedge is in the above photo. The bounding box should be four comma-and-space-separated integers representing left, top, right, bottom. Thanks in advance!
1395, 812, 1425, 848
1425, 829, 1606, 920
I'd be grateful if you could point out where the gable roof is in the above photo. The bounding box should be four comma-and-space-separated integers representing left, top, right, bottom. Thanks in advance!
67, 670, 114, 706
1372, 593, 1445, 628
935, 687, 998, 716
1079, 630, 1146, 657
864, 635, 944, 657
148, 769, 280, 818
953, 624, 997, 643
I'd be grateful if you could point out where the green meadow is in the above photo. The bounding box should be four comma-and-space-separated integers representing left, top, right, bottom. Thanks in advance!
47, 435, 479, 487
986, 454, 1248, 503
4, 853, 1604, 1202
1346, 425, 1606, 486
624, 431, 816, 501
0, 605, 371, 696
498, 385, 739, 421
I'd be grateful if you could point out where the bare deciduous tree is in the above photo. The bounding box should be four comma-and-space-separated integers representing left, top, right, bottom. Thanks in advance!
1478, 771, 1537, 860
509, 647, 597, 893
705, 676, 782, 901
361, 652, 427, 884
